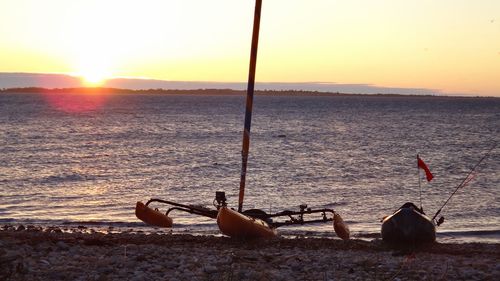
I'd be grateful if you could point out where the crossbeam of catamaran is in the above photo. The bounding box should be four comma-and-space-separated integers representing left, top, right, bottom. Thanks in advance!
135, 0, 350, 240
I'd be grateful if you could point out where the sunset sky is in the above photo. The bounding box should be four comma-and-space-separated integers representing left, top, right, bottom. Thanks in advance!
1, 0, 499, 96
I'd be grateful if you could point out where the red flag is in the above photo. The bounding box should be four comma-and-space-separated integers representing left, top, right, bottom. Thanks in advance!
417, 155, 433, 182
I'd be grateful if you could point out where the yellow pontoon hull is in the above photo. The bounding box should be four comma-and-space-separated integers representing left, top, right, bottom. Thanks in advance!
333, 213, 350, 240
217, 207, 277, 239
135, 201, 173, 228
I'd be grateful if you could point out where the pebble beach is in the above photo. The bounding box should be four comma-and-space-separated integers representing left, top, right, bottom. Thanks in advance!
1, 225, 499, 281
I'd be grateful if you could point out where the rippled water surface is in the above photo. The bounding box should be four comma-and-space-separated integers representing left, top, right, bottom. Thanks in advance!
1, 92, 499, 242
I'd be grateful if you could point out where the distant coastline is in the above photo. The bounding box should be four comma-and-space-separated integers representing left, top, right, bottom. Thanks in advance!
0, 72, 450, 96
1, 87, 498, 99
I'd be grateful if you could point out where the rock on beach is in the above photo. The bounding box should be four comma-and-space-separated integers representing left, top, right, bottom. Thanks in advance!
0, 225, 499, 280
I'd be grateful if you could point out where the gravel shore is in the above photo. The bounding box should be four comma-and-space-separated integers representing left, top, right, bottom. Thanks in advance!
1, 225, 499, 280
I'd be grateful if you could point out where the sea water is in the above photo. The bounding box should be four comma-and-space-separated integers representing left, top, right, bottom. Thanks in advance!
0, 92, 499, 243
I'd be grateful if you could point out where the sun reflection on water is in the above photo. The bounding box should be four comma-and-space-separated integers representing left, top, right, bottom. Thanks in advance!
42, 91, 108, 113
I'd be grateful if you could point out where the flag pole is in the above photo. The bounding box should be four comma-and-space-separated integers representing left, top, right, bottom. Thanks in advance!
238, 0, 262, 213
417, 154, 423, 210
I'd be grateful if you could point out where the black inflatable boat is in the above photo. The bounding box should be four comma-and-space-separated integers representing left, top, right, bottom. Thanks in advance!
381, 202, 436, 245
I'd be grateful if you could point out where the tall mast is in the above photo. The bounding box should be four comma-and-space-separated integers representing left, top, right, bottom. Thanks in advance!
238, 0, 262, 212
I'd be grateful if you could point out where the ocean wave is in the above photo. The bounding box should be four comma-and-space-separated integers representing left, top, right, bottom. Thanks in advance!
41, 172, 95, 183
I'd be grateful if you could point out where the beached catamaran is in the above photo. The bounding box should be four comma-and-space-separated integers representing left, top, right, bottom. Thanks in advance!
136, 0, 349, 240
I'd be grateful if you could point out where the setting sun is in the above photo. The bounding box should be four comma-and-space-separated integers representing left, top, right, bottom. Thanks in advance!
74, 54, 112, 87
79, 70, 108, 87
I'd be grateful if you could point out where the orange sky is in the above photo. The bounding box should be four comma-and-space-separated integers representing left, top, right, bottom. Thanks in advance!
1, 0, 499, 96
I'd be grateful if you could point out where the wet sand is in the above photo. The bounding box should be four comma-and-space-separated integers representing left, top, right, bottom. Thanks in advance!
1, 225, 499, 281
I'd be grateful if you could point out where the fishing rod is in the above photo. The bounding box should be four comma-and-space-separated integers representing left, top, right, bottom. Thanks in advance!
431, 143, 497, 223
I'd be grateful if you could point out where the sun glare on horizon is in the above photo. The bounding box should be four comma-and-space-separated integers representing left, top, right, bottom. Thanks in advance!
74, 53, 112, 87
79, 71, 108, 87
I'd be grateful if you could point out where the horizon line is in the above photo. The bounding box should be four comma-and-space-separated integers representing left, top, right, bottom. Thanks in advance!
2, 86, 497, 99
0, 71, 485, 97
